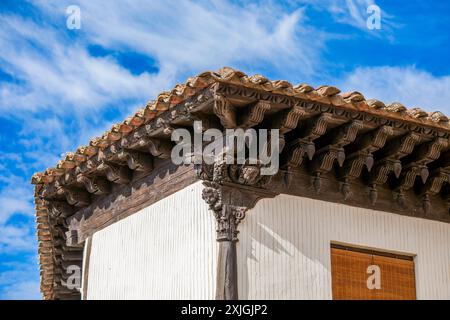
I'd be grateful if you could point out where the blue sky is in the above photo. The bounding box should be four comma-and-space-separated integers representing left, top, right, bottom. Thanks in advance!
1, 0, 449, 299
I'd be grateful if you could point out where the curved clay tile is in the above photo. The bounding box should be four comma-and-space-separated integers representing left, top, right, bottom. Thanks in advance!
247, 74, 269, 85
385, 102, 407, 113
342, 91, 365, 102
429, 111, 449, 123
366, 99, 386, 109
315, 85, 341, 97
294, 83, 314, 93
407, 107, 428, 118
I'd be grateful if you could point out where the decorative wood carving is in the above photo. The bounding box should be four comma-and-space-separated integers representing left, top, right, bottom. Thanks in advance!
240, 100, 271, 128
97, 162, 131, 184
369, 133, 421, 188
147, 138, 172, 159
337, 126, 394, 201
272, 104, 307, 134
310, 121, 363, 192
198, 151, 278, 299
76, 175, 110, 195
63, 188, 90, 207
395, 137, 448, 194
214, 93, 236, 128
117, 150, 153, 171
282, 113, 339, 172
48, 201, 76, 218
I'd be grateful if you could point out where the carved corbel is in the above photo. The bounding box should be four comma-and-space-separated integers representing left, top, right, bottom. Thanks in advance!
63, 188, 91, 207
271, 104, 307, 134
239, 100, 271, 128
48, 201, 76, 218
214, 93, 236, 128
337, 126, 394, 200
97, 162, 131, 184
147, 138, 173, 159
394, 137, 448, 198
421, 168, 450, 196
281, 113, 338, 174
416, 168, 450, 214
117, 150, 153, 172
76, 175, 110, 195
309, 121, 363, 191
365, 133, 421, 205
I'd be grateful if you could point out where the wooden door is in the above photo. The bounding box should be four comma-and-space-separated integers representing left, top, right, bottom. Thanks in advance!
331, 244, 416, 300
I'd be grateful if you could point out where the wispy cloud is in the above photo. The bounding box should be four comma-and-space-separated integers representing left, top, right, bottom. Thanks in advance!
33, 0, 326, 79
339, 66, 450, 112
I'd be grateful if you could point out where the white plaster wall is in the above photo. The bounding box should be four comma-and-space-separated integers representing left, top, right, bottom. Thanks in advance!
237, 194, 450, 300
85, 181, 217, 299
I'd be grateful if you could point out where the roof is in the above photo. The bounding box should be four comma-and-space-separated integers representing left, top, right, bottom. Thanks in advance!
31, 67, 450, 299
32, 67, 450, 185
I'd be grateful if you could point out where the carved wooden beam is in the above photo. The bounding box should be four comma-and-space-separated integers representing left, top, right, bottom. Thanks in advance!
63, 188, 91, 207
239, 100, 271, 128
214, 93, 236, 128
282, 113, 340, 171
309, 121, 363, 193
97, 162, 132, 184
48, 201, 76, 218
271, 104, 308, 134
421, 168, 450, 196
76, 175, 110, 195
394, 137, 448, 194
337, 125, 394, 201
117, 150, 153, 172
147, 138, 172, 159
369, 133, 421, 188
416, 150, 450, 214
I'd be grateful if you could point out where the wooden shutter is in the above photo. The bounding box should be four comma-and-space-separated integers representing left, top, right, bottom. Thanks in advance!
331, 244, 416, 300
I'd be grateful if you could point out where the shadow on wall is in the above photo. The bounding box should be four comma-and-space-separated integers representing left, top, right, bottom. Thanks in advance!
236, 194, 333, 300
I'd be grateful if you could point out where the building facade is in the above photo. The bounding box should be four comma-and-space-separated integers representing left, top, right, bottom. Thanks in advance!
32, 68, 450, 300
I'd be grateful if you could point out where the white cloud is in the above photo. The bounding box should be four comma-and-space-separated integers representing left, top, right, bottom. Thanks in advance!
33, 0, 325, 78
0, 175, 34, 225
1, 280, 41, 300
0, 258, 41, 300
338, 66, 450, 112
0, 14, 170, 115
0, 174, 36, 254
0, 225, 36, 254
